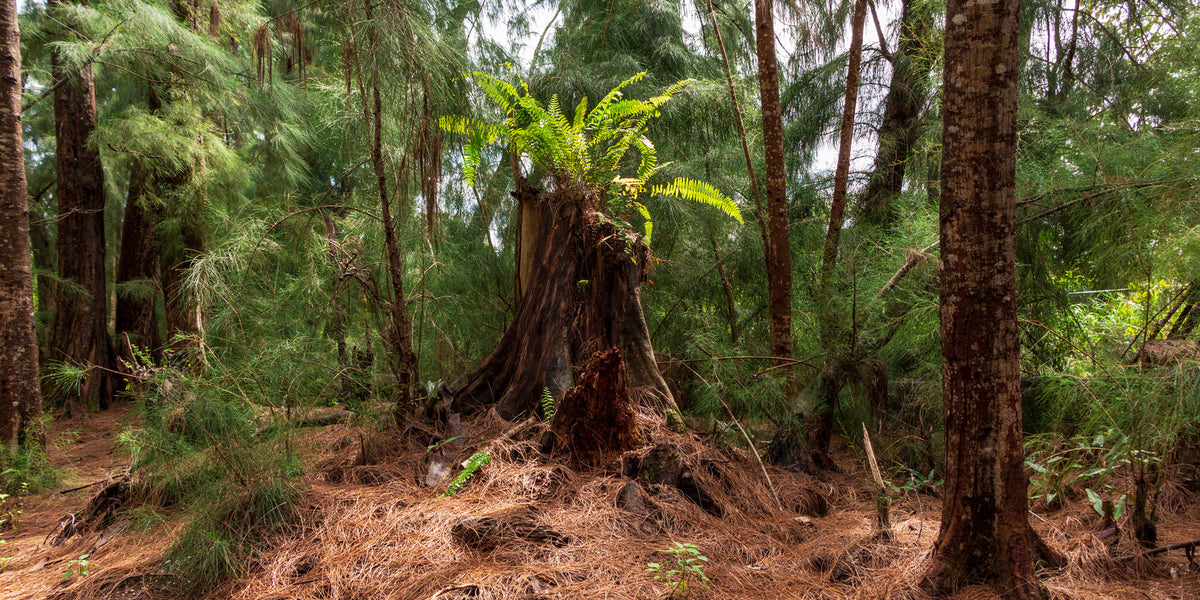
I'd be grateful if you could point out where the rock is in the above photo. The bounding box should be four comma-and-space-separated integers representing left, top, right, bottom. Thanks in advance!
617, 480, 647, 514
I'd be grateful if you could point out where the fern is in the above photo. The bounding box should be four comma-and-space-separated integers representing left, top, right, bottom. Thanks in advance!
441, 451, 492, 497
651, 178, 743, 223
441, 71, 741, 240
540, 386, 556, 420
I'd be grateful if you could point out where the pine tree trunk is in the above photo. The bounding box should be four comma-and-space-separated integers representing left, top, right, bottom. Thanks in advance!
0, 0, 44, 447
819, 0, 867, 292
858, 0, 930, 229
46, 0, 113, 413
449, 189, 681, 428
371, 79, 417, 411
29, 206, 55, 351
920, 0, 1060, 596
115, 160, 163, 356
163, 214, 204, 345
755, 0, 793, 369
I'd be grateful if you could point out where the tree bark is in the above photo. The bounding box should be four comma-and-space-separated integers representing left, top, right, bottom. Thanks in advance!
163, 211, 204, 346
370, 73, 417, 412
449, 189, 681, 427
705, 0, 770, 268
115, 160, 162, 356
920, 0, 1060, 596
0, 0, 44, 447
755, 0, 793, 369
858, 0, 930, 229
819, 0, 867, 293
46, 0, 113, 413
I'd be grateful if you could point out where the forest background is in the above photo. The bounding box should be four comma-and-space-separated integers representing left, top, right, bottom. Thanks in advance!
0, 0, 1198, 597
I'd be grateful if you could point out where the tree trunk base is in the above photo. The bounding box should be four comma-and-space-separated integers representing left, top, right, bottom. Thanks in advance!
551, 347, 639, 462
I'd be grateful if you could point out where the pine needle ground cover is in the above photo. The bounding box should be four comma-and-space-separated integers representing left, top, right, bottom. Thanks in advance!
2, 406, 1198, 600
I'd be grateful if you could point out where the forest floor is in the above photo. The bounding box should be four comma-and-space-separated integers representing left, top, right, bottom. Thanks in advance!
2, 400, 1199, 600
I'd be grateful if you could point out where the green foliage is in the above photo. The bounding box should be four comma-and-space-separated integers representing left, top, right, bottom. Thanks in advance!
62, 554, 93, 578
120, 371, 300, 596
540, 386, 556, 420
0, 431, 59, 496
645, 542, 710, 599
442, 70, 741, 240
441, 451, 492, 497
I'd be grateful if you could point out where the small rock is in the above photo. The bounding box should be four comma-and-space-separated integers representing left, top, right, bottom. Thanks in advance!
617, 480, 648, 514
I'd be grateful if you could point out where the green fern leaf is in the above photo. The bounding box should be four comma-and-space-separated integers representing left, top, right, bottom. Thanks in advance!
651, 178, 743, 224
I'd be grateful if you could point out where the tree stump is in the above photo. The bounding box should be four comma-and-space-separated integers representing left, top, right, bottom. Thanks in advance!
551, 347, 639, 462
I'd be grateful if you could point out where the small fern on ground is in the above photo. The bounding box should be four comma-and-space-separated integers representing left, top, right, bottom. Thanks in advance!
540, 386, 556, 420
441, 451, 493, 497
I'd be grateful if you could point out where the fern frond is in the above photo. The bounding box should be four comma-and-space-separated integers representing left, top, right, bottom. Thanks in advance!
651, 178, 743, 223
441, 451, 493, 497
573, 97, 588, 130
633, 202, 654, 241
587, 72, 647, 126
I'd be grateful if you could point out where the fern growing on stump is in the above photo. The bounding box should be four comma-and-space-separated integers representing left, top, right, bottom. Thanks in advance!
440, 72, 740, 443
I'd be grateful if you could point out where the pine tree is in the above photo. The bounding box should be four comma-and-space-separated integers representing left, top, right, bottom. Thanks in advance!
0, 0, 44, 447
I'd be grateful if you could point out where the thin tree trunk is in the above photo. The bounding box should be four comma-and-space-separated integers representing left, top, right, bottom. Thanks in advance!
115, 160, 162, 356
323, 214, 347, 369
46, 0, 113, 413
0, 0, 44, 447
920, 0, 1061, 596
754, 0, 793, 368
710, 234, 739, 345
801, 0, 868, 472
819, 0, 868, 292
705, 0, 769, 261
858, 0, 930, 229
369, 66, 417, 412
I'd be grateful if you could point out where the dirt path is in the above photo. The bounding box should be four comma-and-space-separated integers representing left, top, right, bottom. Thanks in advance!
0, 402, 134, 582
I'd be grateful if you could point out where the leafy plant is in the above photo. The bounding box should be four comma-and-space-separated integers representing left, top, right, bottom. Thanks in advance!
62, 553, 93, 578
441, 451, 492, 497
540, 386, 556, 420
441, 70, 742, 241
646, 542, 710, 599
1086, 487, 1127, 520
1025, 433, 1120, 507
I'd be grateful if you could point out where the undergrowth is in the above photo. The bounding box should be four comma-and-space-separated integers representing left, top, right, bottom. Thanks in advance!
120, 370, 302, 596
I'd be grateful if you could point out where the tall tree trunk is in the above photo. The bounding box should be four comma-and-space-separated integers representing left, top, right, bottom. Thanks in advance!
755, 0, 793, 370
793, 0, 868, 473
29, 199, 55, 351
163, 211, 204, 346
819, 0, 867, 293
920, 0, 1061, 596
858, 0, 930, 229
705, 0, 769, 266
115, 160, 162, 356
1, 0, 44, 447
46, 0, 113, 413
